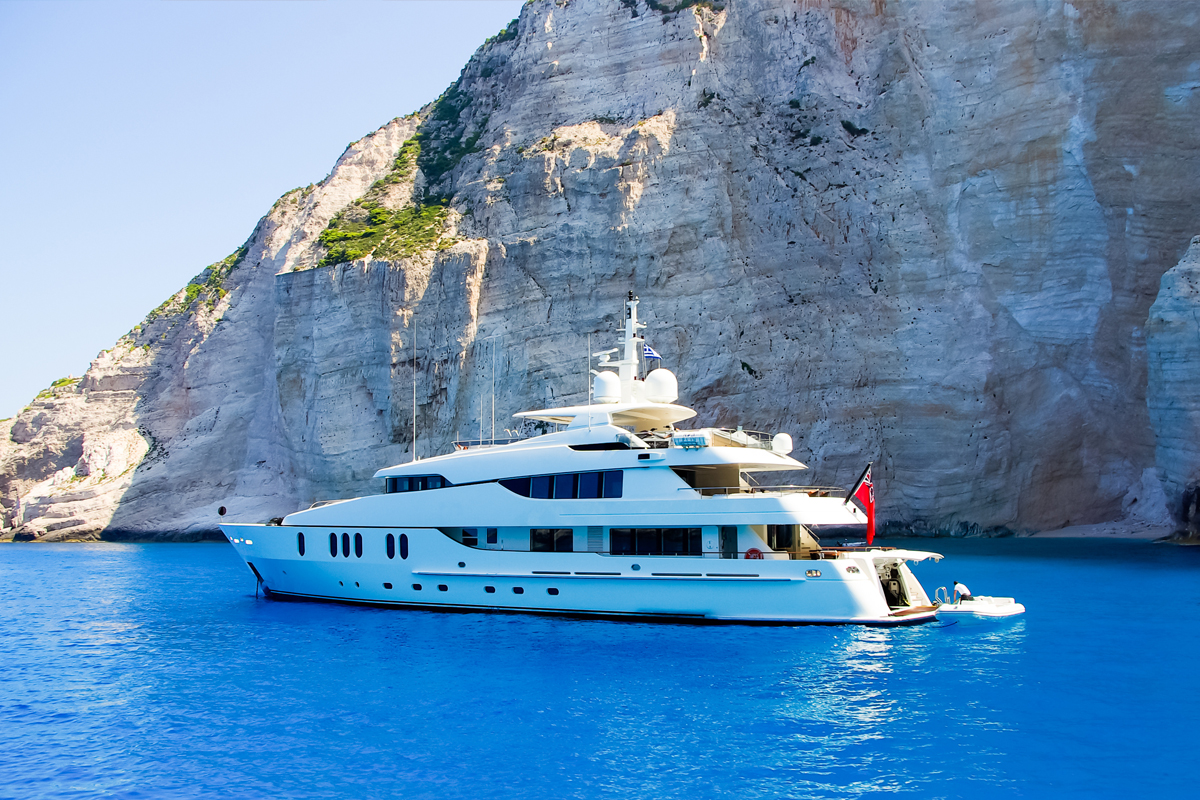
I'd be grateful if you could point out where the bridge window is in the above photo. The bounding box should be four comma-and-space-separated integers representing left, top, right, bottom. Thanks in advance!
554, 473, 577, 500
499, 470, 623, 499
578, 471, 601, 498
384, 475, 453, 493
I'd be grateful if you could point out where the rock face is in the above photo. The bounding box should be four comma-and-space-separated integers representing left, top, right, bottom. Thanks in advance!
1147, 236, 1200, 527
3, 0, 1200, 540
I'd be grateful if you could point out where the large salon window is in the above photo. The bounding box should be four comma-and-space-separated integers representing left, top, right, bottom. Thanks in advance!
500, 470, 623, 499
383, 475, 453, 494
531, 528, 574, 553
610, 528, 702, 556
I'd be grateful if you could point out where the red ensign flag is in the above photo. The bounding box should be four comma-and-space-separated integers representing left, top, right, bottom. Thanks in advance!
853, 467, 875, 545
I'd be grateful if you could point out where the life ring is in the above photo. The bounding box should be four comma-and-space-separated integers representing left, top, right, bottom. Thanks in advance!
745, 548, 764, 559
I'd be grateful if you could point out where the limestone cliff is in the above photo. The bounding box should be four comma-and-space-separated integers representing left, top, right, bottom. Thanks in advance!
3, 0, 1200, 541
1147, 235, 1200, 529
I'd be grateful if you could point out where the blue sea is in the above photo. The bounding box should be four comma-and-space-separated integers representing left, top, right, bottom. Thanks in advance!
1, 538, 1196, 799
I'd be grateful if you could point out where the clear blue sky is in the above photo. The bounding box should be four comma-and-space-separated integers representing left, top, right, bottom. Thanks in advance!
0, 0, 526, 419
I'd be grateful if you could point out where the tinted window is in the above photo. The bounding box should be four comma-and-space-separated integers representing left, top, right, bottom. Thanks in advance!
530, 475, 553, 499
531, 528, 572, 552
297, 531, 305, 556
341, 532, 350, 557
462, 528, 479, 547
438, 584, 448, 592
329, 532, 338, 557
485, 586, 496, 593
412, 583, 422, 590
400, 533, 409, 560
610, 528, 635, 555
427, 476, 443, 490
602, 470, 624, 498
769, 524, 794, 550
383, 583, 393, 589
500, 477, 530, 496
393, 477, 409, 492
554, 473, 577, 500
635, 528, 662, 555
513, 587, 524, 594
547, 588, 560, 596
486, 528, 498, 544
662, 527, 687, 555
531, 528, 554, 552
354, 532, 363, 558
386, 533, 395, 559
577, 472, 602, 498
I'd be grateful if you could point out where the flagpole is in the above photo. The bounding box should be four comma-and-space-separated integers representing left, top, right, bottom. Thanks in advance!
845, 462, 873, 505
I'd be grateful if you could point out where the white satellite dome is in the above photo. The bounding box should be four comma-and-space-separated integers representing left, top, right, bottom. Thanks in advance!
593, 371, 621, 403
772, 433, 794, 454
642, 368, 679, 403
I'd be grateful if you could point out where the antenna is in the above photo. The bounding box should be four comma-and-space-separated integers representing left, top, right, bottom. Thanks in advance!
411, 316, 417, 462
587, 333, 592, 431
491, 335, 496, 445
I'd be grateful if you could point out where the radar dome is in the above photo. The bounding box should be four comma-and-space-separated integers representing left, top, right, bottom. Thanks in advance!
643, 368, 679, 403
593, 371, 621, 403
772, 433, 793, 454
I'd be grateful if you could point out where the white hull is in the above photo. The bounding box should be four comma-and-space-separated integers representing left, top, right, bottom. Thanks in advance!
223, 524, 939, 625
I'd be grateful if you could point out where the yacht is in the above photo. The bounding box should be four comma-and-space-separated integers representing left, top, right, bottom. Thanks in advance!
221, 295, 946, 624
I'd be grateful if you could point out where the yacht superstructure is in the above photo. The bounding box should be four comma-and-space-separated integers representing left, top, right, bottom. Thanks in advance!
222, 296, 944, 624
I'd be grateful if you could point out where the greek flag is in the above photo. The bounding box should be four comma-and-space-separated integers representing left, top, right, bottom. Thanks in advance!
643, 345, 662, 360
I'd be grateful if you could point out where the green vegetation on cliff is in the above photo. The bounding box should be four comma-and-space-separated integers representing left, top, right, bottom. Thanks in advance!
316, 137, 454, 268
318, 201, 450, 266
145, 245, 249, 322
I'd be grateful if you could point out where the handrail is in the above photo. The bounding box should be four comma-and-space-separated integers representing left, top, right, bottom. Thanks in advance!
684, 485, 849, 497
453, 437, 525, 450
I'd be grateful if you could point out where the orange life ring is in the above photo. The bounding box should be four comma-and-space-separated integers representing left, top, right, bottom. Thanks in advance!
745, 548, 764, 559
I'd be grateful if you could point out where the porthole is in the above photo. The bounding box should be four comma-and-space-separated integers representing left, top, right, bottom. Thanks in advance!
438, 584, 448, 592
355, 582, 360, 587
513, 587, 524, 595
329, 532, 337, 557
386, 533, 395, 559
547, 588, 559, 596
383, 583, 393, 589
341, 532, 350, 558
297, 531, 305, 556
485, 586, 496, 593
354, 532, 363, 558
400, 533, 409, 560
413, 583, 422, 591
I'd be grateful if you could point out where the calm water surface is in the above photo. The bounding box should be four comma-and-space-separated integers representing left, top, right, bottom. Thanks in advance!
0, 538, 1195, 799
